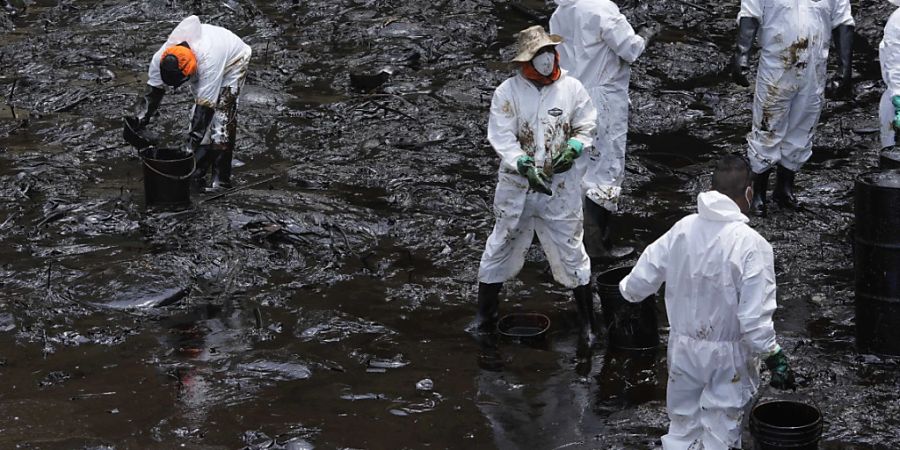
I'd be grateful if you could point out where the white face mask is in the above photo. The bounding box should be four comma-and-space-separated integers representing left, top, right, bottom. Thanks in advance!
531, 51, 555, 77
745, 186, 753, 207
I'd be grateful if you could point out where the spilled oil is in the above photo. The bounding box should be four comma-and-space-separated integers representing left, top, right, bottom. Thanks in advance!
0, 0, 898, 448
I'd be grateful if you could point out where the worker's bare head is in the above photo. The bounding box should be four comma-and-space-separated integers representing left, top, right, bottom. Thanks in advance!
712, 155, 753, 212
160, 42, 196, 88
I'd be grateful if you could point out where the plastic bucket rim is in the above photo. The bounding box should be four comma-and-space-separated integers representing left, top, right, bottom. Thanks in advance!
856, 169, 900, 190
596, 265, 634, 287
750, 400, 823, 432
497, 312, 551, 338
611, 342, 659, 351
139, 147, 194, 163
881, 148, 900, 160
140, 147, 197, 181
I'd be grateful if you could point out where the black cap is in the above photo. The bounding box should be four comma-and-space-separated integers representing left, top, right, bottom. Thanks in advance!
160, 54, 189, 87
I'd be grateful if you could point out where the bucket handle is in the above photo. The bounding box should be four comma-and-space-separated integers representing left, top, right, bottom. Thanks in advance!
142, 153, 197, 181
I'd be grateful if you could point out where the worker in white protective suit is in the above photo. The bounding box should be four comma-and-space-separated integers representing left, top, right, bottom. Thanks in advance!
550, 0, 658, 259
129, 15, 252, 189
474, 26, 599, 343
733, 0, 855, 216
880, 0, 900, 149
619, 155, 796, 450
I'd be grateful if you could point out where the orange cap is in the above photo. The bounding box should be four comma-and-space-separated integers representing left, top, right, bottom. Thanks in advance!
161, 45, 197, 77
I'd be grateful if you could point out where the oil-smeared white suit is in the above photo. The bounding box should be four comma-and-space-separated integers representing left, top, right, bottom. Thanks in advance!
739, 0, 854, 174
880, 3, 900, 148
619, 191, 781, 450
550, 0, 646, 211
478, 71, 596, 289
147, 15, 252, 145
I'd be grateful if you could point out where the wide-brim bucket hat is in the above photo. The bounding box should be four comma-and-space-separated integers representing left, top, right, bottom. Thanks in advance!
511, 25, 564, 62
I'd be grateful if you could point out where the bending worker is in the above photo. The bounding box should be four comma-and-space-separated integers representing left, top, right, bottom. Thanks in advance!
131, 15, 252, 189
550, 0, 657, 259
619, 155, 796, 449
733, 0, 854, 216
474, 26, 599, 343
880, 0, 900, 150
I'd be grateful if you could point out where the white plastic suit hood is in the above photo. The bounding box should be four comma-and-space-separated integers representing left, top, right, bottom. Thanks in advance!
696, 191, 749, 223
147, 16, 251, 107
166, 15, 202, 47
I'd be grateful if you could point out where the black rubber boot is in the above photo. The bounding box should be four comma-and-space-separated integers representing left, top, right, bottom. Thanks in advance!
584, 199, 633, 261
187, 105, 215, 151
473, 282, 502, 332
211, 145, 233, 189
191, 145, 214, 192
773, 165, 799, 209
827, 24, 854, 99
573, 283, 599, 346
750, 169, 771, 217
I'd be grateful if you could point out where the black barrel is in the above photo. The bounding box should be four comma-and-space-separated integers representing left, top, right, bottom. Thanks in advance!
881, 149, 900, 170
750, 401, 823, 450
140, 147, 194, 208
596, 266, 659, 351
854, 170, 900, 356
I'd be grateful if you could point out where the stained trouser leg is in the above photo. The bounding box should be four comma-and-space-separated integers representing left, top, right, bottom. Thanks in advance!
775, 76, 823, 209
211, 87, 238, 189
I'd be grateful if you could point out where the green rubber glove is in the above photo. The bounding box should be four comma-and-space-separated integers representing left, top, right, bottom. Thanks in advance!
892, 95, 900, 131
551, 138, 584, 174
764, 348, 797, 391
516, 155, 552, 196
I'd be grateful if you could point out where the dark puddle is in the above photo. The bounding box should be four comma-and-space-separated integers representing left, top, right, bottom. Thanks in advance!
0, 0, 898, 448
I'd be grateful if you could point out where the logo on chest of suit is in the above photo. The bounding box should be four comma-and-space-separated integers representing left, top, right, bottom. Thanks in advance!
548, 107, 563, 117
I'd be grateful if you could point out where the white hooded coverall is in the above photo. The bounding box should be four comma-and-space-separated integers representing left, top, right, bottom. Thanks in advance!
550, 0, 646, 211
478, 71, 596, 289
739, 0, 854, 174
879, 2, 900, 149
619, 191, 780, 450
147, 15, 252, 145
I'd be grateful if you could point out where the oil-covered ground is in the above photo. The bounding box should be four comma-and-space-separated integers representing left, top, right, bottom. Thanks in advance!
0, 0, 898, 448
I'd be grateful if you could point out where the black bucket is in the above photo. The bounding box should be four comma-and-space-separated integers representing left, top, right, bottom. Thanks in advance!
140, 147, 195, 208
854, 170, 900, 356
750, 401, 823, 449
881, 149, 900, 170
123, 116, 158, 149
596, 266, 659, 351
